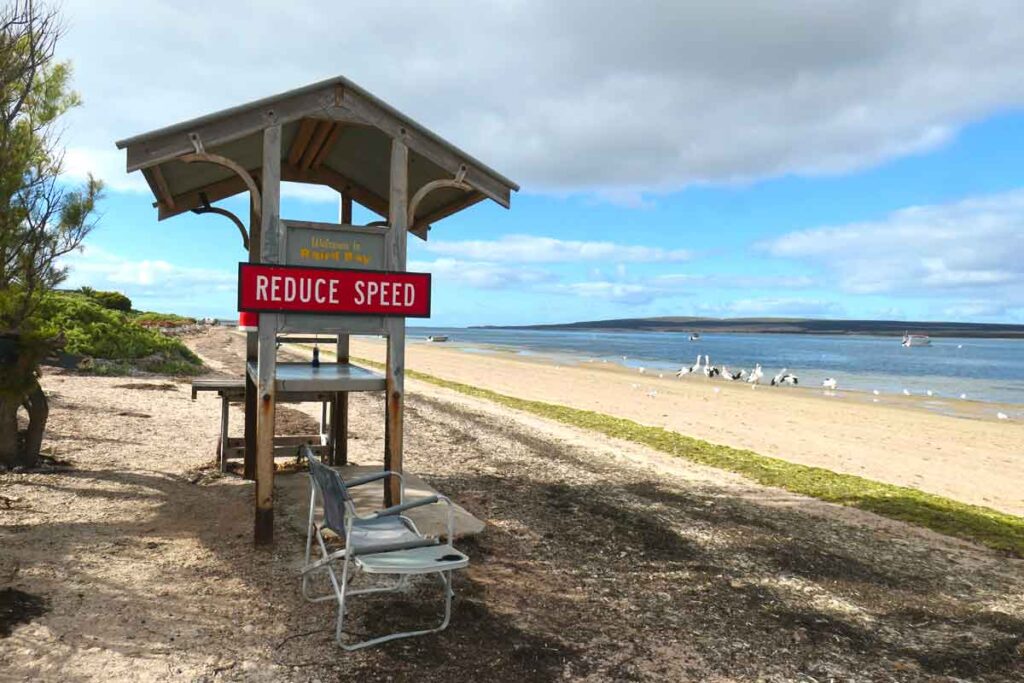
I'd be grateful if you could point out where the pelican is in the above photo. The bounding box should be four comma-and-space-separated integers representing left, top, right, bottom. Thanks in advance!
703, 355, 720, 378
676, 354, 701, 377
722, 366, 743, 381
822, 377, 838, 390
771, 368, 799, 386
746, 364, 763, 385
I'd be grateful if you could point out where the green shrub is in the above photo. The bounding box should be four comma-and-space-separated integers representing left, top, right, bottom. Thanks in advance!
133, 311, 197, 328
78, 286, 132, 312
36, 292, 203, 375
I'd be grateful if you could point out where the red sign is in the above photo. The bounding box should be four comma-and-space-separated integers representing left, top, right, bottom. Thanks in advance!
238, 263, 431, 317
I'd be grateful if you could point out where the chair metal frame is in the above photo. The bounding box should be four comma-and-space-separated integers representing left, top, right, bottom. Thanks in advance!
300, 446, 466, 650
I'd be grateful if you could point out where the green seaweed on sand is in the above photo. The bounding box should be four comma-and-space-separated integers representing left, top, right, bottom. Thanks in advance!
352, 355, 1024, 557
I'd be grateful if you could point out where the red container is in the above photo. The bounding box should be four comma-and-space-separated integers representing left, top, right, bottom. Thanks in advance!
238, 310, 259, 332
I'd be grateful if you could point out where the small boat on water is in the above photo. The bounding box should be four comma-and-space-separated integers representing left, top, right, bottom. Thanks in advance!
426, 335, 450, 343
688, 332, 701, 341
901, 332, 931, 347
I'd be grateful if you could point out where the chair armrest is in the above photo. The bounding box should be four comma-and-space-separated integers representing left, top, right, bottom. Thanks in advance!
345, 470, 404, 488
375, 495, 456, 542
373, 495, 440, 518
350, 538, 439, 557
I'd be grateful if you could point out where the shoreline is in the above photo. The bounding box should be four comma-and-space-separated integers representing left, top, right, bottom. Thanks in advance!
405, 336, 1022, 420
311, 334, 1024, 517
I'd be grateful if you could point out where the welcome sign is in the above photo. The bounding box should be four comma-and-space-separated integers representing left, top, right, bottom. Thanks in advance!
284, 221, 385, 270
238, 263, 431, 317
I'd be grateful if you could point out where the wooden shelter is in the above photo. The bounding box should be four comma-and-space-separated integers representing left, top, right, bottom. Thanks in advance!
116, 76, 518, 545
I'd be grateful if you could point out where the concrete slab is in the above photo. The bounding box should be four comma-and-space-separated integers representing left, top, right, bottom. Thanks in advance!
338, 465, 485, 539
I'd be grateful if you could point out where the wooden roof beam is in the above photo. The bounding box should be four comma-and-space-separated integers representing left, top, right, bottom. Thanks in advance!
298, 121, 334, 169
411, 190, 486, 234
311, 123, 341, 169
286, 119, 318, 167
143, 166, 176, 212
157, 172, 254, 220
281, 163, 389, 218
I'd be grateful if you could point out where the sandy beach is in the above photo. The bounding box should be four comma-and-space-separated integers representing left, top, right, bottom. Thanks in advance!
2, 326, 1023, 681
337, 337, 1024, 517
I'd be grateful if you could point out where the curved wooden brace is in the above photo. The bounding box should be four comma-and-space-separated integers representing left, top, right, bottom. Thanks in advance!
191, 204, 249, 251
407, 177, 472, 227
179, 152, 262, 221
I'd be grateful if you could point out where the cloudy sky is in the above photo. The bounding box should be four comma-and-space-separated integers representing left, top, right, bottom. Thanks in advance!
56, 0, 1024, 325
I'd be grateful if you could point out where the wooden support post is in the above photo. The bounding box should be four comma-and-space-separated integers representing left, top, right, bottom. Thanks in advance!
254, 123, 281, 547
243, 195, 261, 480
332, 334, 350, 466
341, 193, 353, 225
384, 139, 408, 506
331, 192, 352, 467
219, 395, 230, 472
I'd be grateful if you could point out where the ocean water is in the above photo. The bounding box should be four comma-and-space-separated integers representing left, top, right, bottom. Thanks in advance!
409, 327, 1024, 406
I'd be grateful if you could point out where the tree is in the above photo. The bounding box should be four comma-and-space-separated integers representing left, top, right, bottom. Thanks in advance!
0, 1, 101, 469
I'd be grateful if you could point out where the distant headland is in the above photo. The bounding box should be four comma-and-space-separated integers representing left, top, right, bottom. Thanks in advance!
472, 316, 1024, 338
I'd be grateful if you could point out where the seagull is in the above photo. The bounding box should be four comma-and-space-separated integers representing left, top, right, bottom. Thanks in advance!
872, 389, 880, 396
902, 389, 911, 396
926, 390, 933, 397
960, 393, 968, 400
997, 412, 1009, 420
638, 367, 646, 374
822, 377, 838, 390
658, 373, 664, 379
646, 389, 658, 399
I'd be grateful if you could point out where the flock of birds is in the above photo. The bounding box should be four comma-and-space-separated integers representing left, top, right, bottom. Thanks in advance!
617, 352, 1013, 421
672, 354, 798, 386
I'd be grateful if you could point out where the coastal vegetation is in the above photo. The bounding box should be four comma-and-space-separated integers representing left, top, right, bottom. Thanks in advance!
354, 355, 1024, 557
0, 2, 102, 468
38, 290, 203, 375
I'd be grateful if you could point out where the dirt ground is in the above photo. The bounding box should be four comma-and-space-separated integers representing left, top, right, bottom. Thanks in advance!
1, 326, 1022, 681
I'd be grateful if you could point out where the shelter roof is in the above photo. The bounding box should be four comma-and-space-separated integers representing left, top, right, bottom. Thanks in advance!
115, 76, 518, 237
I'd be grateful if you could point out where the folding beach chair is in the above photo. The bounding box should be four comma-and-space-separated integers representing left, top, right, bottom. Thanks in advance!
299, 445, 469, 650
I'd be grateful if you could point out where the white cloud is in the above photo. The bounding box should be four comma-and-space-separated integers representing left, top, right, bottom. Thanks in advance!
546, 281, 669, 306
62, 245, 236, 300
408, 258, 556, 290
707, 297, 844, 317
424, 234, 692, 263
56, 0, 1024, 200
761, 189, 1024, 306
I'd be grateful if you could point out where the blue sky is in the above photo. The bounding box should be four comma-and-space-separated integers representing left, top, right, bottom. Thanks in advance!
56, 1, 1024, 326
